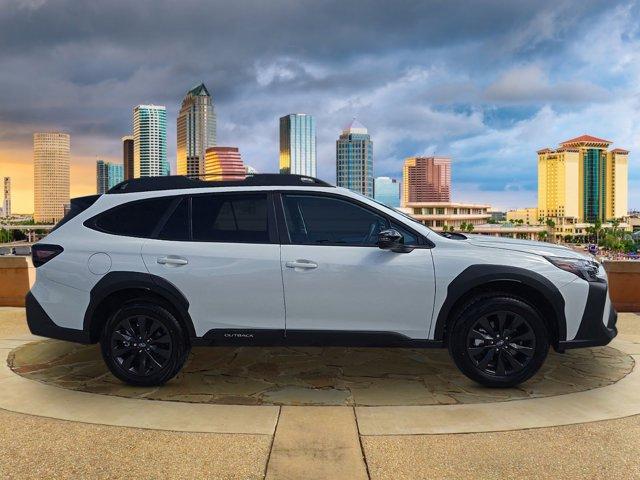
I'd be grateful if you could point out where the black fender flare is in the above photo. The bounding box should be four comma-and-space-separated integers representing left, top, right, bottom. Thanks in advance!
432, 264, 567, 343
83, 271, 195, 341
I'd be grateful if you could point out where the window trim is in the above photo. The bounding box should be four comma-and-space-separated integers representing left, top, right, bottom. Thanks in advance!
275, 191, 434, 248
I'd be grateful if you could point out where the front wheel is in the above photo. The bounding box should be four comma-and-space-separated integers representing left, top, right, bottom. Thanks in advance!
100, 302, 190, 386
448, 295, 549, 387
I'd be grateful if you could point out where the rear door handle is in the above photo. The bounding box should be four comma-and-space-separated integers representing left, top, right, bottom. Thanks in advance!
157, 256, 188, 266
285, 259, 318, 270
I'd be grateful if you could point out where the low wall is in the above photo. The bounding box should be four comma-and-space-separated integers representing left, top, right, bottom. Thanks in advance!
0, 256, 35, 307
603, 261, 640, 312
0, 256, 637, 312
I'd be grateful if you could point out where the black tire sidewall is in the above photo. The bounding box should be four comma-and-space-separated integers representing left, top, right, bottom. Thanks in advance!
448, 296, 549, 387
100, 302, 189, 387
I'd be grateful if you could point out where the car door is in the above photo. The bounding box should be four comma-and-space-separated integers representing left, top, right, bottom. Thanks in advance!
278, 192, 436, 339
141, 192, 285, 337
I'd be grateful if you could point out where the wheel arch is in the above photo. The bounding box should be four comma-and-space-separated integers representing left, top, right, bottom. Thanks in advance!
433, 265, 567, 350
83, 271, 196, 343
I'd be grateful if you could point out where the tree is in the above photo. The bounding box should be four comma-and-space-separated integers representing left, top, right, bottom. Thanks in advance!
466, 223, 474, 233
460, 222, 467, 232
537, 231, 548, 242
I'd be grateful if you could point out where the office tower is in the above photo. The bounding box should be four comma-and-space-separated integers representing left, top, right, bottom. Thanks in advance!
279, 114, 316, 176
97, 160, 125, 194
107, 163, 124, 189
336, 119, 373, 197
401, 156, 451, 206
177, 83, 217, 177
133, 105, 169, 178
204, 147, 246, 181
2, 177, 10, 217
374, 176, 400, 208
537, 135, 629, 222
122, 135, 134, 180
33, 132, 70, 223
96, 160, 108, 194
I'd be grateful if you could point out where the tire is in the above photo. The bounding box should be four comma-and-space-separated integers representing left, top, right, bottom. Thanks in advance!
100, 302, 190, 386
448, 294, 549, 387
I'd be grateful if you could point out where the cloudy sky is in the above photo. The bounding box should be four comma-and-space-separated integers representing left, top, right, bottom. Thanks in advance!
1, 0, 639, 213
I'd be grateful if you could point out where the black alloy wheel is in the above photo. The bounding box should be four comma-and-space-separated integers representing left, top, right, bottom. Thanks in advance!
466, 311, 535, 377
448, 295, 549, 387
101, 302, 189, 386
110, 315, 173, 377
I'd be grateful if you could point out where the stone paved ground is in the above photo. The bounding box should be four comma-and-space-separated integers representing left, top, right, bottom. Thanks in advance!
8, 338, 634, 406
1, 308, 639, 479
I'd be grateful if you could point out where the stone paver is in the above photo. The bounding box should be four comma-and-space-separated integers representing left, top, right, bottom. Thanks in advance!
265, 406, 368, 480
8, 339, 633, 406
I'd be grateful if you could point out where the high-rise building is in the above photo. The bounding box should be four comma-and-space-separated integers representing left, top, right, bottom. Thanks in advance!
2, 177, 10, 218
336, 119, 373, 197
374, 176, 400, 208
33, 132, 70, 223
177, 83, 217, 177
97, 160, 124, 194
108, 163, 124, 189
537, 135, 629, 222
279, 114, 316, 177
96, 160, 108, 194
122, 135, 134, 180
133, 105, 169, 178
401, 156, 451, 206
204, 147, 246, 181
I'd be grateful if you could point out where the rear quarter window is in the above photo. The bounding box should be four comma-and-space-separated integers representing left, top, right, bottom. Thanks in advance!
86, 197, 175, 238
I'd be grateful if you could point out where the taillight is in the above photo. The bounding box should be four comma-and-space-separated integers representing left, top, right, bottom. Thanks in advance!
31, 244, 64, 267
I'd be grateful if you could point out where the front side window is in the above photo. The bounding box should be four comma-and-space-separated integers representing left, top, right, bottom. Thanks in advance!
89, 197, 175, 238
282, 194, 391, 246
192, 193, 269, 243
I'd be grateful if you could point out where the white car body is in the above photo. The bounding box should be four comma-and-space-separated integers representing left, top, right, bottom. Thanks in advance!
26, 175, 617, 385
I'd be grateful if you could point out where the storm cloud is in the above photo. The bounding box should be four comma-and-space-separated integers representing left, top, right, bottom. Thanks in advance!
0, 0, 638, 211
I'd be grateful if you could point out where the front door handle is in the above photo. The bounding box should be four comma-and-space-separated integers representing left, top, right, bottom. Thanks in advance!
157, 255, 188, 266
285, 259, 318, 270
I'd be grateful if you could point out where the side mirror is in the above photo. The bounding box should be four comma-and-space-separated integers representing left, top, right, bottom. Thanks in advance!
377, 229, 403, 250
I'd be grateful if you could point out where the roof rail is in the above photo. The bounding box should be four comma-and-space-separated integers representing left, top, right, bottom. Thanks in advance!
107, 174, 333, 194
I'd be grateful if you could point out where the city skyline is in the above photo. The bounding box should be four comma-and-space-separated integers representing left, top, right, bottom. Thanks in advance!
1, 1, 639, 213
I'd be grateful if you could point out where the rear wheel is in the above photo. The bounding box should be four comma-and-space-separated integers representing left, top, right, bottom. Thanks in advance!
448, 295, 549, 387
100, 302, 190, 386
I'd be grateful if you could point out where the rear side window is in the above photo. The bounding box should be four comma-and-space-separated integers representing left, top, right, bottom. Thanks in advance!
192, 194, 269, 243
157, 198, 189, 241
88, 197, 175, 238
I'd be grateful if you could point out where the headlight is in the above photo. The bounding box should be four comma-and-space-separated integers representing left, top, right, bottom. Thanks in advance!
544, 256, 600, 282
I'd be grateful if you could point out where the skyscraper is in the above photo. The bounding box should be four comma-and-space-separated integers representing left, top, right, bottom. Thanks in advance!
96, 160, 108, 194
108, 163, 124, 189
374, 177, 400, 208
336, 119, 373, 197
177, 83, 217, 177
3, 177, 10, 218
537, 135, 628, 222
33, 132, 70, 223
279, 114, 316, 177
204, 147, 246, 181
96, 160, 124, 194
133, 105, 169, 178
401, 156, 451, 206
122, 135, 134, 180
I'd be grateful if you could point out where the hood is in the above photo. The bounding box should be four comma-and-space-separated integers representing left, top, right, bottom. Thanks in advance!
463, 234, 589, 260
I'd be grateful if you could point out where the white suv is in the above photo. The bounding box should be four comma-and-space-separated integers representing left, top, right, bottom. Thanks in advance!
26, 174, 617, 387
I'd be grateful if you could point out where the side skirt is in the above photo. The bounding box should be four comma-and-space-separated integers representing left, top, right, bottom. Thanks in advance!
194, 329, 444, 348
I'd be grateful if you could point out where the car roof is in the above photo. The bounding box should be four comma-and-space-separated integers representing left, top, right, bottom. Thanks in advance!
107, 174, 333, 194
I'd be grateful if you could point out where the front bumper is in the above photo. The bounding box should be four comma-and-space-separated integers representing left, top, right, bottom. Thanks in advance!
557, 280, 617, 351
25, 291, 91, 343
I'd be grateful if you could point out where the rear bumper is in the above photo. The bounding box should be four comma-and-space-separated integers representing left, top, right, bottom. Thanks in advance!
25, 291, 91, 344
557, 281, 617, 351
